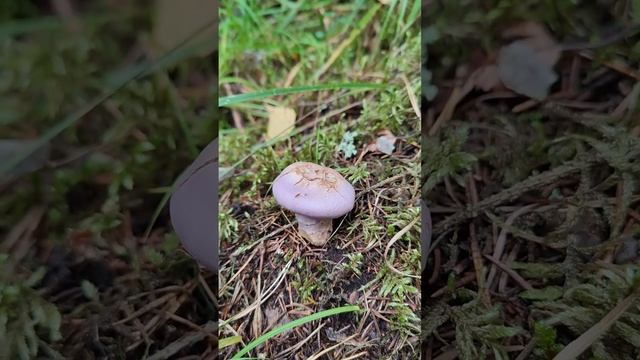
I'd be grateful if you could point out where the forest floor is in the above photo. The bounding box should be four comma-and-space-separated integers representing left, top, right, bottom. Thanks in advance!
219, 0, 421, 359
425, 1, 640, 359
1, 0, 423, 359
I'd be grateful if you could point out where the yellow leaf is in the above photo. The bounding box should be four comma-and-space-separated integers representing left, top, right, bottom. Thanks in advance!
265, 106, 296, 141
152, 0, 216, 57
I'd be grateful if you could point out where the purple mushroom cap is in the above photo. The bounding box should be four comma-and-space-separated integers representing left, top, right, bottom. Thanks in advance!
169, 138, 218, 272
272, 162, 355, 219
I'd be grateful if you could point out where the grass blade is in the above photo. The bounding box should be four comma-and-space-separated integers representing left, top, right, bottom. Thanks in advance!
312, 3, 382, 80
230, 305, 360, 360
219, 336, 242, 349
218, 82, 385, 107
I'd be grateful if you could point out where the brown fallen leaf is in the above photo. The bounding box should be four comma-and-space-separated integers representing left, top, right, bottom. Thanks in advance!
152, 0, 216, 57
454, 21, 562, 101
502, 21, 562, 66
265, 106, 296, 141
473, 64, 502, 92
264, 307, 281, 330
348, 290, 359, 304
496, 22, 562, 100
498, 42, 558, 99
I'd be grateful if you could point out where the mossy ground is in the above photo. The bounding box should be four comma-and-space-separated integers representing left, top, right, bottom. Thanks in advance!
425, 1, 640, 359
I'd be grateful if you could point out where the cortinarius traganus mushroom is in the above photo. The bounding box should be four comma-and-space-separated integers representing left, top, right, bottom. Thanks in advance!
272, 162, 355, 246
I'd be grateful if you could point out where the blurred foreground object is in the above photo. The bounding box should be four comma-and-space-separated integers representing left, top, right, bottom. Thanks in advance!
170, 139, 218, 271
422, 200, 432, 271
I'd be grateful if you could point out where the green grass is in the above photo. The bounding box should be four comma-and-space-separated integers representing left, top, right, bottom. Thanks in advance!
219, 82, 386, 107
226, 305, 361, 360
0, 255, 62, 359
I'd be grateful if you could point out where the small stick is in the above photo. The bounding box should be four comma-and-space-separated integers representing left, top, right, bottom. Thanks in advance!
483, 254, 533, 291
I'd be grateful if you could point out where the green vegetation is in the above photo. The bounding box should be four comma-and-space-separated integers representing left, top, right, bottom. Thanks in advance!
0, 255, 62, 360
219, 0, 421, 357
425, 0, 640, 359
1, 1, 216, 358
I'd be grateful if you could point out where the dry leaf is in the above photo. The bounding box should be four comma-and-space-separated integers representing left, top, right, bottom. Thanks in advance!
348, 291, 358, 304
467, 22, 561, 99
498, 41, 558, 100
502, 21, 561, 66
152, 0, 216, 57
264, 307, 281, 330
375, 130, 397, 155
265, 106, 296, 141
354, 130, 397, 164
495, 21, 562, 100
473, 64, 502, 92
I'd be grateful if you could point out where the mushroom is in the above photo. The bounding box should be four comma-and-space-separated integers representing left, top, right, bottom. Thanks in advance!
169, 138, 218, 271
272, 162, 355, 246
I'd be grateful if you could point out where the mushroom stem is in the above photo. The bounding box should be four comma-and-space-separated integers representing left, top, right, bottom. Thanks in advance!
295, 214, 332, 246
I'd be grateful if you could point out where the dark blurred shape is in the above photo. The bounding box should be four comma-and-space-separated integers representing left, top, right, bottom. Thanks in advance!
42, 245, 115, 293
421, 199, 432, 272
66, 181, 106, 215
615, 236, 639, 264
230, 202, 255, 219
169, 139, 218, 272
